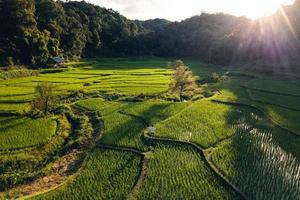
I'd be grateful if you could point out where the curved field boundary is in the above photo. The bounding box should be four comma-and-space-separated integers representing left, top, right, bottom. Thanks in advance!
0, 144, 41, 155
143, 133, 249, 200
242, 85, 300, 98
97, 144, 145, 156
72, 102, 123, 117
208, 134, 238, 149
204, 149, 248, 199
211, 99, 300, 137
22, 146, 144, 200
119, 111, 249, 200
96, 144, 149, 200
11, 108, 102, 199
245, 88, 300, 112
76, 106, 152, 200
20, 108, 147, 200
126, 156, 149, 200
118, 111, 148, 126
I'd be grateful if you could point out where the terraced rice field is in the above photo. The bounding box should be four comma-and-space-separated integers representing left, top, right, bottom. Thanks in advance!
248, 89, 300, 110
121, 101, 192, 125
1, 58, 300, 200
209, 110, 300, 200
245, 79, 300, 96
136, 143, 240, 200
100, 112, 147, 151
0, 116, 57, 150
209, 76, 300, 133
76, 98, 123, 116
0, 58, 172, 114
31, 149, 142, 200
155, 100, 237, 148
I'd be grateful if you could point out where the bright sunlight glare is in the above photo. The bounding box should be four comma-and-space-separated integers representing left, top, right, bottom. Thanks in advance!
233, 0, 295, 19
86, 0, 295, 21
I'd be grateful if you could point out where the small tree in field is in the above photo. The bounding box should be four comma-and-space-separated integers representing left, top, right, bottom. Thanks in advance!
171, 60, 185, 69
31, 83, 56, 114
169, 60, 202, 101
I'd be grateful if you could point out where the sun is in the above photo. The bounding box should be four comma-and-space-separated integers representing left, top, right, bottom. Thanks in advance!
235, 0, 295, 19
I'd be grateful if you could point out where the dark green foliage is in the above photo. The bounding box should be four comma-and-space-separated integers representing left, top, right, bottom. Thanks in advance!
0, 0, 60, 65
134, 18, 171, 32
0, 0, 139, 65
0, 0, 300, 68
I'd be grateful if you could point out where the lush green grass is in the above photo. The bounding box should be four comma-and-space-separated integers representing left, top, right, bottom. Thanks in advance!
187, 60, 225, 79
245, 79, 300, 96
121, 101, 192, 125
0, 116, 70, 192
100, 112, 148, 151
0, 116, 57, 150
76, 99, 193, 151
136, 143, 239, 200
0, 58, 173, 113
31, 148, 142, 200
76, 98, 123, 116
0, 86, 35, 96
76, 99, 149, 151
1, 58, 300, 199
258, 104, 300, 134
0, 103, 30, 113
211, 77, 300, 133
210, 110, 300, 200
248, 89, 300, 110
155, 100, 239, 148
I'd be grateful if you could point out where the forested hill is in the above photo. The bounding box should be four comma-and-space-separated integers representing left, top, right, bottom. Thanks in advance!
0, 0, 300, 69
0, 0, 141, 65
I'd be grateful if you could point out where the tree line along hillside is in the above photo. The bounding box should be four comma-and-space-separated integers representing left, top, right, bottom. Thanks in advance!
0, 0, 300, 68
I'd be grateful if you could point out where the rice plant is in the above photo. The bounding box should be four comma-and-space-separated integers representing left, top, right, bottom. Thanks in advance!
76, 98, 123, 116
0, 117, 57, 150
210, 111, 300, 200
155, 100, 237, 148
136, 143, 240, 200
100, 112, 148, 151
31, 148, 142, 200
121, 101, 192, 125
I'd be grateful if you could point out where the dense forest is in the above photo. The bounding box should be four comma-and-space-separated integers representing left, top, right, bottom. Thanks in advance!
0, 0, 300, 68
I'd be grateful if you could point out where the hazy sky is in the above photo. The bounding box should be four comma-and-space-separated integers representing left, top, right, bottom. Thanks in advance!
84, 0, 295, 21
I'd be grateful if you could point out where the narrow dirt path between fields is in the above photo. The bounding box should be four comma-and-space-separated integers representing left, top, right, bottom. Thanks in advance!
4, 150, 82, 199
4, 107, 102, 199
